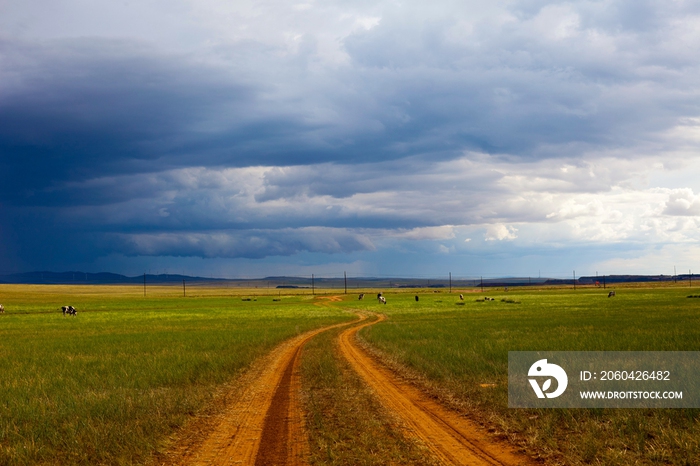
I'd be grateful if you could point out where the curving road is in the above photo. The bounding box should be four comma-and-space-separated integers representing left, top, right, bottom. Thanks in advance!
338, 314, 535, 466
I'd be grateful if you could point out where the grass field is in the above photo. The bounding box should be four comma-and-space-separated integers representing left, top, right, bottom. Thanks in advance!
0, 285, 352, 466
3, 283, 700, 465
301, 318, 439, 466
357, 286, 700, 465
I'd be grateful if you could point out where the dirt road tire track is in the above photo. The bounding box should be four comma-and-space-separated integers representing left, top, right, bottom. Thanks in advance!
170, 306, 361, 466
338, 314, 536, 466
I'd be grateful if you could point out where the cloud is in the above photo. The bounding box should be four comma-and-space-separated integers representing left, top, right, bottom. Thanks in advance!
5, 152, 700, 266
112, 227, 376, 259
484, 224, 518, 241
663, 189, 700, 216
3, 0, 700, 275
393, 226, 456, 241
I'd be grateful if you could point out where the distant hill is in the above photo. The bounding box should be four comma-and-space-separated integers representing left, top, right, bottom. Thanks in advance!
0, 271, 227, 285
0, 271, 693, 287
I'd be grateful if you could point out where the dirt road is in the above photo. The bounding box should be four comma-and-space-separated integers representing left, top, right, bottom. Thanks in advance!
170, 307, 360, 466
338, 314, 535, 466
169, 298, 533, 466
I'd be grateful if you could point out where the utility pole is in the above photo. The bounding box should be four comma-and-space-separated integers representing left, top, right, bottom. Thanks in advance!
312, 274, 315, 295
690, 270, 692, 288
449, 272, 452, 293
183, 279, 186, 298
480, 276, 484, 292
573, 270, 576, 290
603, 275, 606, 289
344, 271, 347, 294
674, 266, 677, 284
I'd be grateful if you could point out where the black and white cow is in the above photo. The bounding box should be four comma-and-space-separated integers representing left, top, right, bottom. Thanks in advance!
608, 291, 616, 298
379, 296, 387, 304
62, 305, 77, 316
359, 293, 365, 300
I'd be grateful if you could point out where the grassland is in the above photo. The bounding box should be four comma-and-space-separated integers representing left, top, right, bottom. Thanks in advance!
301, 318, 439, 466
357, 286, 700, 465
3, 283, 700, 465
0, 285, 352, 466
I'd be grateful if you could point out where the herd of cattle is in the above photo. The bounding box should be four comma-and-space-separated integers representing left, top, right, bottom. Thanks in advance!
360, 292, 495, 304
0, 290, 619, 315
356, 290, 617, 304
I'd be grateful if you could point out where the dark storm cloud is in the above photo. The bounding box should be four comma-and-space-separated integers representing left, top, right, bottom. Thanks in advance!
2, 0, 700, 274
109, 227, 376, 259
0, 38, 255, 203
4, 4, 696, 207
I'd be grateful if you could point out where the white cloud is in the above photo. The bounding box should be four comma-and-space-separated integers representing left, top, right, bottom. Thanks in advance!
484, 224, 518, 241
393, 226, 456, 241
663, 188, 700, 216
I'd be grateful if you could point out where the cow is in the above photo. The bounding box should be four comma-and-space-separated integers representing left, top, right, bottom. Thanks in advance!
459, 294, 464, 301
0, 304, 4, 314
62, 306, 69, 316
608, 291, 616, 298
359, 293, 365, 300
379, 296, 387, 305
62, 305, 77, 316
415, 295, 419, 302
377, 292, 383, 300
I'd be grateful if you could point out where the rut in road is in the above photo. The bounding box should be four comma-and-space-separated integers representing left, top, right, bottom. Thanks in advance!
168, 311, 361, 466
338, 314, 536, 466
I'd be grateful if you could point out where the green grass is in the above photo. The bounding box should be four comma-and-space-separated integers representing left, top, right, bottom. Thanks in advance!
356, 286, 700, 465
301, 322, 438, 466
0, 285, 352, 466
5, 284, 700, 465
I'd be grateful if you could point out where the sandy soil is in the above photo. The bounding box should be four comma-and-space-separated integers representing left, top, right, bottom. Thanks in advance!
338, 314, 536, 466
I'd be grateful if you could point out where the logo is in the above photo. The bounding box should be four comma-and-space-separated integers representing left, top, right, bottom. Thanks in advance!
528, 359, 568, 398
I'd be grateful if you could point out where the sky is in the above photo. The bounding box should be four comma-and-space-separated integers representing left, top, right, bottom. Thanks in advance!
1, 0, 700, 279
